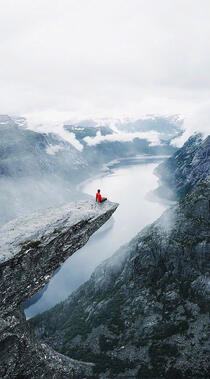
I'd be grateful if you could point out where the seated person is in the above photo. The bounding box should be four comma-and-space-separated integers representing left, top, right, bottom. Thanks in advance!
96, 189, 107, 203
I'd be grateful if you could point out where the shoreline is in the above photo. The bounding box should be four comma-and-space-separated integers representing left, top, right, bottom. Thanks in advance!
77, 154, 168, 195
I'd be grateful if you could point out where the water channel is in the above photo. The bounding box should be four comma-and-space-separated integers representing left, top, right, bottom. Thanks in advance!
25, 156, 168, 318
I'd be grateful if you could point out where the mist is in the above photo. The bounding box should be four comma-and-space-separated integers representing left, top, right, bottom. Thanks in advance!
0, 176, 87, 227
84, 130, 161, 147
172, 104, 210, 146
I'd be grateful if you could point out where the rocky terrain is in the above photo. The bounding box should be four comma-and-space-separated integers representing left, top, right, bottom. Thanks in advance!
30, 136, 210, 378
0, 200, 118, 378
154, 134, 210, 200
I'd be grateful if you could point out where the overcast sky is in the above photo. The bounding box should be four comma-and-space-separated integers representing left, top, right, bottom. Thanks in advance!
1, 0, 210, 133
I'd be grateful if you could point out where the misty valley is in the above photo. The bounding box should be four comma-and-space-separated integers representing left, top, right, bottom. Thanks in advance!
0, 115, 209, 378
24, 157, 168, 317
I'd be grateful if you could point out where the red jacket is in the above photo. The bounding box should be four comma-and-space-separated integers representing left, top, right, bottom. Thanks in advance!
96, 192, 102, 203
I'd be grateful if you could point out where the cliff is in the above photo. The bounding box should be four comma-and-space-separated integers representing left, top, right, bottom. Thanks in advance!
0, 200, 118, 378
30, 181, 210, 378
154, 134, 210, 200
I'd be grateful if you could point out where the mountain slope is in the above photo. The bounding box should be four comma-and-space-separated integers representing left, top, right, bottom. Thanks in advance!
154, 134, 210, 200
0, 115, 90, 226
0, 115, 87, 178
30, 177, 210, 378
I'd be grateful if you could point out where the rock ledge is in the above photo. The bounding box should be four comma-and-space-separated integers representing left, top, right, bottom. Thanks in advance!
0, 199, 118, 378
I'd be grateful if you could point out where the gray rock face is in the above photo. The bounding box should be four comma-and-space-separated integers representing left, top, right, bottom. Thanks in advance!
0, 200, 118, 378
154, 134, 210, 200
30, 181, 210, 378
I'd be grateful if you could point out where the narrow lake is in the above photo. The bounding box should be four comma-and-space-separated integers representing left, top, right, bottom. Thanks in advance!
25, 156, 168, 318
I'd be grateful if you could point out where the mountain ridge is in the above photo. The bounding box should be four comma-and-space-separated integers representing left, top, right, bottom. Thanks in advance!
154, 133, 210, 200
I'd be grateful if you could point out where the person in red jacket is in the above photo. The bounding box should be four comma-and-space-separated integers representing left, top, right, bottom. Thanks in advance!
96, 189, 107, 203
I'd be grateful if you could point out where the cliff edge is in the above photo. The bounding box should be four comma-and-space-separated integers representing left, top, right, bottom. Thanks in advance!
0, 199, 118, 378
154, 134, 210, 200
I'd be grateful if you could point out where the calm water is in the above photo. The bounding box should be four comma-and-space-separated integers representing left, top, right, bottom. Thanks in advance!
25, 157, 168, 318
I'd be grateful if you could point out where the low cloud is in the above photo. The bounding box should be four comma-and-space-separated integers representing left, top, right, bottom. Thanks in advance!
172, 103, 210, 146
84, 130, 161, 146
24, 112, 83, 151
46, 144, 64, 155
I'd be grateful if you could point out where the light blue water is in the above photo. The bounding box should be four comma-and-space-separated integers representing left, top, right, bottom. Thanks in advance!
25, 157, 167, 318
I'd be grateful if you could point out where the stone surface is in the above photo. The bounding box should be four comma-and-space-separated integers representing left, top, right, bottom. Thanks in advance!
0, 200, 118, 378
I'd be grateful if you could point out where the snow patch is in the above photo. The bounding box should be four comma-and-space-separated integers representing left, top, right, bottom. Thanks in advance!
14, 118, 26, 127
46, 144, 64, 155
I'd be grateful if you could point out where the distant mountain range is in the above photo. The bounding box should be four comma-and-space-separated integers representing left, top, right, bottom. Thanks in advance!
0, 114, 181, 226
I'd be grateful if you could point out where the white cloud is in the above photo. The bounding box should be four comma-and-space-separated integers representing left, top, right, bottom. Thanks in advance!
24, 111, 83, 151
172, 103, 210, 146
62, 131, 83, 151
84, 130, 160, 146
46, 145, 64, 155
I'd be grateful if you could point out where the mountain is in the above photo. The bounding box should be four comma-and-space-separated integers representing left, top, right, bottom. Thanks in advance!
66, 115, 182, 141
115, 115, 182, 140
30, 135, 210, 378
154, 134, 210, 200
64, 116, 181, 166
0, 115, 87, 178
0, 200, 118, 378
0, 115, 89, 226
64, 124, 113, 143
0, 115, 180, 179
0, 114, 180, 227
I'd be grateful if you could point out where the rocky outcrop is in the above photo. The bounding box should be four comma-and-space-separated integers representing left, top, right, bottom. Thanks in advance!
30, 181, 210, 378
154, 134, 210, 200
0, 200, 118, 378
